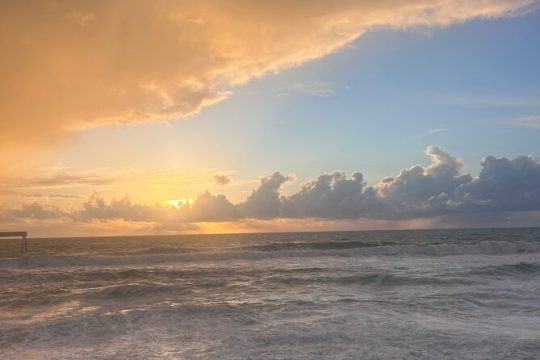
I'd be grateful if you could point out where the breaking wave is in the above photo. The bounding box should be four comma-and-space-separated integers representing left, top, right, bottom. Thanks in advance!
1, 239, 538, 268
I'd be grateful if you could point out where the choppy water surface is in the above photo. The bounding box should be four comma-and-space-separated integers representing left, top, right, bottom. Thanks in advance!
1, 228, 540, 359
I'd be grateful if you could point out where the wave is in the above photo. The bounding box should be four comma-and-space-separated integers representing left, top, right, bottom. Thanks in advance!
0, 240, 538, 268
87, 283, 181, 299
0, 301, 261, 344
241, 240, 395, 252
267, 273, 472, 287
469, 262, 540, 278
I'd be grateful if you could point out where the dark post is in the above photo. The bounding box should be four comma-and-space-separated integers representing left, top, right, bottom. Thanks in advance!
22, 234, 28, 254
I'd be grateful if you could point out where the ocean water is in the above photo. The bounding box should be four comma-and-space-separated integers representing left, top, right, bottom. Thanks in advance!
1, 228, 539, 359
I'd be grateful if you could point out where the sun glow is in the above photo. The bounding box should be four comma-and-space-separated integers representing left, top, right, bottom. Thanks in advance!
165, 198, 193, 209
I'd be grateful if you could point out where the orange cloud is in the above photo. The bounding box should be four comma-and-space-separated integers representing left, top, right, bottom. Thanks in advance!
0, 0, 534, 152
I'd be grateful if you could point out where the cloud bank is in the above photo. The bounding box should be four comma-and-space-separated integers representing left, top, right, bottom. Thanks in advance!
2, 147, 540, 233
0, 0, 534, 149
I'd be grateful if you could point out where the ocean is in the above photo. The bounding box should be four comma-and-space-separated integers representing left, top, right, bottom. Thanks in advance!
0, 228, 539, 359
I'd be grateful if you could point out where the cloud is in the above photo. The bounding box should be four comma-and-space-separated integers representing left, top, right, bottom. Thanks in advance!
26, 173, 114, 188
244, 172, 293, 219
435, 94, 540, 109
515, 115, 540, 129
3, 147, 540, 234
374, 146, 473, 218
214, 175, 231, 186
188, 191, 240, 221
27, 194, 84, 199
0, 171, 114, 194
0, 0, 534, 152
71, 194, 168, 223
0, 167, 235, 206
419, 128, 447, 137
288, 82, 336, 97
457, 154, 540, 212
0, 202, 65, 222
282, 172, 380, 218
365, 147, 540, 219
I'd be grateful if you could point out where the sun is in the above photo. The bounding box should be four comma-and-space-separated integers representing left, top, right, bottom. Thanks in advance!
165, 198, 194, 209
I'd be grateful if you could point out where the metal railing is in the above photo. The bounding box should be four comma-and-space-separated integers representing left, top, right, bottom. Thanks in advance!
0, 232, 28, 255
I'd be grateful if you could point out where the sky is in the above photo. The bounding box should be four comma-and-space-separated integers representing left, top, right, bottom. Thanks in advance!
1, 0, 540, 237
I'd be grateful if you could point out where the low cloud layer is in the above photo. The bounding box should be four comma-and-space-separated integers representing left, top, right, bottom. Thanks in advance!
0, 0, 534, 150
2, 147, 539, 233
